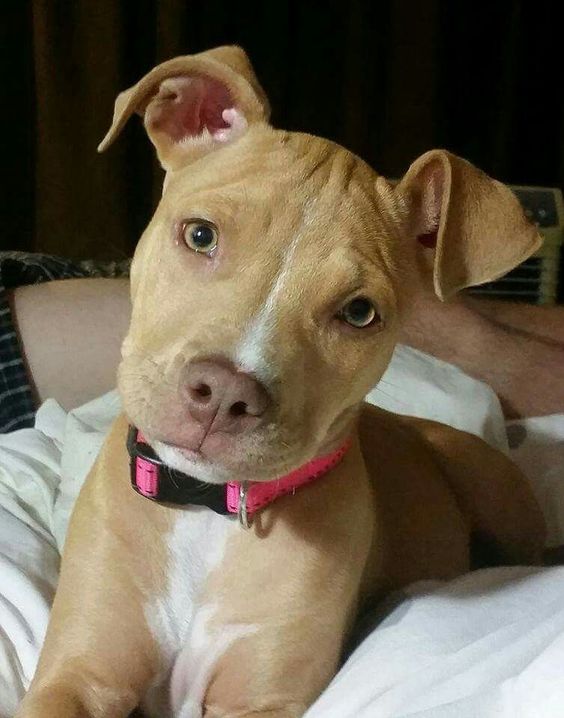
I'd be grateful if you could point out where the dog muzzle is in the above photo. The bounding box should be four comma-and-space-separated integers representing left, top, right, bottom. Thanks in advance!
127, 426, 351, 528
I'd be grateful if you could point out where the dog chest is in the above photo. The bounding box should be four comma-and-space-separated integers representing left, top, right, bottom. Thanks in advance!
142, 508, 239, 715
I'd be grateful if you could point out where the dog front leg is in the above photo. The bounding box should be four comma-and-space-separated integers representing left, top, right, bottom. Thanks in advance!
16, 681, 137, 718
17, 419, 161, 718
15, 575, 153, 718
15, 685, 83, 718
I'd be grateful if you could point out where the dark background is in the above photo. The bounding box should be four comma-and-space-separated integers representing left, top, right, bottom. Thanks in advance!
2, 0, 564, 265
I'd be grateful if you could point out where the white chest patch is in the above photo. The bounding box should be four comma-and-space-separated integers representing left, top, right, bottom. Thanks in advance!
141, 508, 248, 717
170, 605, 257, 717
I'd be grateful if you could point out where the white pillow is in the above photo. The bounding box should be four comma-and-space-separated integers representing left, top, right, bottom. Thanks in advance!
367, 344, 508, 451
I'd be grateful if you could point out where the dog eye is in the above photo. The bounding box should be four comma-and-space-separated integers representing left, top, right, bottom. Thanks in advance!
338, 297, 380, 328
181, 220, 218, 254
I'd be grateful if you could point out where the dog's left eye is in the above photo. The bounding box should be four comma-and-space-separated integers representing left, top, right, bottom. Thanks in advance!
182, 221, 218, 254
338, 297, 380, 328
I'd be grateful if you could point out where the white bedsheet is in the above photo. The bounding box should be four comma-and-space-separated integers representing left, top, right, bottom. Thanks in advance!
0, 427, 61, 715
0, 345, 562, 717
306, 567, 564, 718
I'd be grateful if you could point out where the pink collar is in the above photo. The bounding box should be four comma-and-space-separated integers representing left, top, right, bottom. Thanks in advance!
127, 426, 351, 527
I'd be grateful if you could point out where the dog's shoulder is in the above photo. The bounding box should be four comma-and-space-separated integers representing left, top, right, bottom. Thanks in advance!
360, 401, 495, 462
384, 409, 546, 565
358, 402, 462, 460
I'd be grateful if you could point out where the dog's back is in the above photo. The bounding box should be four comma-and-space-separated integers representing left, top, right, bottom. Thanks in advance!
359, 403, 545, 597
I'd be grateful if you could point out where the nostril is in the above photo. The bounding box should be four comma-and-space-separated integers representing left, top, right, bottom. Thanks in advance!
189, 382, 212, 402
229, 401, 248, 417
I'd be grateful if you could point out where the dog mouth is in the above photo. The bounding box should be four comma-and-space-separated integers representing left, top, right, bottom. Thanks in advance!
154, 432, 241, 463
161, 440, 203, 460
151, 438, 228, 484
149, 428, 301, 485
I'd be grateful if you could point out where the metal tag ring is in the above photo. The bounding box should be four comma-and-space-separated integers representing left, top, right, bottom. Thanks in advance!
238, 482, 253, 529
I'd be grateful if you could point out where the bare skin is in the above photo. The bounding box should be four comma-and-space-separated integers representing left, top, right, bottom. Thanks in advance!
466, 297, 564, 345
10, 278, 131, 410
400, 290, 564, 419
10, 278, 564, 419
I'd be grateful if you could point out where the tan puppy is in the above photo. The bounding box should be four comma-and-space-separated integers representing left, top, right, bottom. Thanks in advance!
17, 46, 545, 718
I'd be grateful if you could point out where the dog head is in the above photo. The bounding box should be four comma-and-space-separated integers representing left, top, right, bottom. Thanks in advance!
100, 46, 541, 484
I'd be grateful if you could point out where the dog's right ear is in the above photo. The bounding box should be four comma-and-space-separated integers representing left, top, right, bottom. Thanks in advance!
97, 46, 270, 171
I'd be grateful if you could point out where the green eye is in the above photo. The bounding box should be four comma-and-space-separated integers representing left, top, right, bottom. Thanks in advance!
182, 221, 218, 254
339, 297, 379, 328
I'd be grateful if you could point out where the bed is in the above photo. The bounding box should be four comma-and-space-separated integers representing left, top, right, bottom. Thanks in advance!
1, 345, 562, 717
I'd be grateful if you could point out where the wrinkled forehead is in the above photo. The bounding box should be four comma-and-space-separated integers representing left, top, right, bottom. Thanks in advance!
161, 128, 398, 264
129, 130, 404, 377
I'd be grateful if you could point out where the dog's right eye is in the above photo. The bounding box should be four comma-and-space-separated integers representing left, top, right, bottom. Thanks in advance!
181, 220, 218, 255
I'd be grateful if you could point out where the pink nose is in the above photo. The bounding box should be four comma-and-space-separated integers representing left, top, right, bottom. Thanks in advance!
184, 359, 269, 435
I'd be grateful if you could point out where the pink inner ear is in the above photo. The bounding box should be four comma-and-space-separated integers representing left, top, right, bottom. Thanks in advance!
149, 75, 233, 142
416, 163, 444, 248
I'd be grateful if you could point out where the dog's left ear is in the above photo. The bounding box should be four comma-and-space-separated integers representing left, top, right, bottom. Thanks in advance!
397, 149, 542, 300
97, 45, 270, 171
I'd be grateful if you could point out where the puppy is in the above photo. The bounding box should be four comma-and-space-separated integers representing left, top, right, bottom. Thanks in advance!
17, 46, 545, 718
